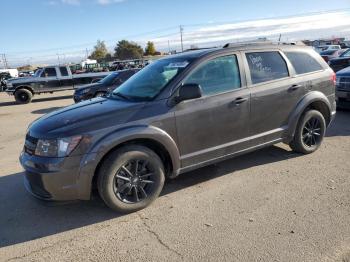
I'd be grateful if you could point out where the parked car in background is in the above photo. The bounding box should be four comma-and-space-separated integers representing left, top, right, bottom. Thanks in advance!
328, 48, 350, 72
20, 43, 336, 213
73, 69, 139, 102
335, 66, 350, 108
320, 50, 342, 63
315, 45, 341, 53
5, 65, 109, 103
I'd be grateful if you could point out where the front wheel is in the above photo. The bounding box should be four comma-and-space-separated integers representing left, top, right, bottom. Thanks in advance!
97, 145, 165, 213
14, 89, 33, 104
289, 110, 326, 154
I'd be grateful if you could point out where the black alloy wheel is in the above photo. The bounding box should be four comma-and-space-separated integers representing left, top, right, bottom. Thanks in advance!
113, 159, 156, 203
302, 117, 322, 148
97, 145, 165, 213
289, 110, 326, 154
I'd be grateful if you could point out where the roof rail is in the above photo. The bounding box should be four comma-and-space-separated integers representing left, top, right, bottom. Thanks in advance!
223, 41, 273, 48
223, 41, 303, 48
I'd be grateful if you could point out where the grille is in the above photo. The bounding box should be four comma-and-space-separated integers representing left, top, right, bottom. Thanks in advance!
24, 134, 38, 155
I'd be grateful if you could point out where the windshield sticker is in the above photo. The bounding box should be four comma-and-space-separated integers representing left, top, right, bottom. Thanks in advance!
166, 61, 189, 68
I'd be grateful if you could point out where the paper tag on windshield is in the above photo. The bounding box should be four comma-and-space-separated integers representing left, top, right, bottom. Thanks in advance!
167, 61, 189, 68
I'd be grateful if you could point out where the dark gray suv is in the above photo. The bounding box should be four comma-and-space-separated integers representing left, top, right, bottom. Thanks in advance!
20, 43, 336, 212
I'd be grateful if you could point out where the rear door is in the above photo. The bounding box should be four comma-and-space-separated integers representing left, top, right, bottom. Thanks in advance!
58, 66, 74, 89
174, 53, 251, 167
243, 50, 307, 144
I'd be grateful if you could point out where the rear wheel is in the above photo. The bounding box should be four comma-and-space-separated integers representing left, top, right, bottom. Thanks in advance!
289, 110, 326, 154
97, 145, 165, 213
14, 89, 33, 104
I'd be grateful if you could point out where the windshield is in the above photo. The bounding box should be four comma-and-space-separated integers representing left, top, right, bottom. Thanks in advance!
34, 69, 43, 77
111, 58, 190, 101
100, 72, 119, 85
341, 49, 350, 58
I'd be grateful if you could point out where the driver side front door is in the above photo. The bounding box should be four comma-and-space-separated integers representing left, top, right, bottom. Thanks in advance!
174, 54, 251, 169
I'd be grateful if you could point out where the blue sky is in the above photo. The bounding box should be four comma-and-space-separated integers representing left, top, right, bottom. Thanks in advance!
1, 0, 350, 65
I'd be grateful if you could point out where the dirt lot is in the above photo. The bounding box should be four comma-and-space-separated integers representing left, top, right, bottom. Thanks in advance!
0, 91, 350, 262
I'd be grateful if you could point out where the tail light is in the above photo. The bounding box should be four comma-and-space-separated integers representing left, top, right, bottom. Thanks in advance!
331, 73, 336, 86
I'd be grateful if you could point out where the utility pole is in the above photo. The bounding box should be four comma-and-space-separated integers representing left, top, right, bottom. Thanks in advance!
168, 40, 171, 54
85, 48, 89, 59
1, 54, 9, 69
278, 34, 282, 44
56, 53, 60, 65
180, 25, 184, 52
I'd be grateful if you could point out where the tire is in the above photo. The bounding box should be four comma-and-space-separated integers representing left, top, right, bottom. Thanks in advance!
97, 145, 165, 213
14, 89, 33, 104
289, 110, 326, 154
94, 92, 105, 98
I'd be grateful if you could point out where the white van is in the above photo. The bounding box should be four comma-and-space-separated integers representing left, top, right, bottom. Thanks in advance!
0, 69, 19, 78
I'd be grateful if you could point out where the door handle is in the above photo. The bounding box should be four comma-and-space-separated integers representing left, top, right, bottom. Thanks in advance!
289, 84, 302, 91
233, 97, 248, 105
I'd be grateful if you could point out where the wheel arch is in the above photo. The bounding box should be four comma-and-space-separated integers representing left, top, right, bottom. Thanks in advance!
285, 91, 332, 142
15, 85, 34, 94
77, 125, 181, 200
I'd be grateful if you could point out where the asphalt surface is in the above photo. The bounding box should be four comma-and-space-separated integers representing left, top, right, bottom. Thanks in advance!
0, 91, 350, 262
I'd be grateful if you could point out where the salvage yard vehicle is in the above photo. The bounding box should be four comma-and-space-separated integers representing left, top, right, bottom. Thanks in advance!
21, 42, 336, 213
73, 69, 139, 103
335, 66, 350, 108
328, 48, 350, 72
5, 65, 110, 103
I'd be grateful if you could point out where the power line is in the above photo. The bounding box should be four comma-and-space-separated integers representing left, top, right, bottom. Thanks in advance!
180, 25, 184, 52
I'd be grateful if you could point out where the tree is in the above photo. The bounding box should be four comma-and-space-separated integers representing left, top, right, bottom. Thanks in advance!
114, 40, 144, 60
89, 40, 108, 62
144, 41, 156, 56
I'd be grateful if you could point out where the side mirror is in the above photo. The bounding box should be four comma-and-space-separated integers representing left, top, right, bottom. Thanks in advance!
176, 83, 202, 103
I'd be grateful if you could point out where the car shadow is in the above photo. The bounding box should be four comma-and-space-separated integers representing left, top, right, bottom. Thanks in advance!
0, 145, 300, 248
0, 95, 73, 107
31, 107, 63, 114
0, 108, 347, 248
326, 110, 350, 137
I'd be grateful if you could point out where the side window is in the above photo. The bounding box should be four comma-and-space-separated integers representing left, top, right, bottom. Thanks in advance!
184, 55, 241, 96
59, 67, 69, 76
42, 68, 57, 77
246, 52, 289, 84
284, 52, 323, 75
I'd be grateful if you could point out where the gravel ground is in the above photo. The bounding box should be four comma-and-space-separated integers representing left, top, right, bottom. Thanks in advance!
0, 91, 349, 262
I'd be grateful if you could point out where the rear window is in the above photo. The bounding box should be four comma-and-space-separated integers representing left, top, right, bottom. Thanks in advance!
246, 52, 289, 84
60, 67, 69, 76
285, 52, 323, 75
42, 68, 57, 77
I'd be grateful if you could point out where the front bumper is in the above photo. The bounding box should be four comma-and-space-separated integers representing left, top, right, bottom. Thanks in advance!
20, 151, 86, 201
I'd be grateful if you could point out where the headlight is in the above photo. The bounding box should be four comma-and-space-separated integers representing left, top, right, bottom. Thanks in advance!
35, 136, 82, 157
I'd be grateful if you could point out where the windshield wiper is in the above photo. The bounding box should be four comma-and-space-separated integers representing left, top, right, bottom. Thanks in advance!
112, 92, 132, 101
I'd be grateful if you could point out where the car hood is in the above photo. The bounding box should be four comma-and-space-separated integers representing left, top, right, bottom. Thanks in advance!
7, 76, 34, 84
29, 97, 146, 138
75, 82, 102, 91
330, 57, 350, 63
336, 66, 350, 76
